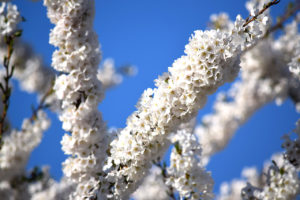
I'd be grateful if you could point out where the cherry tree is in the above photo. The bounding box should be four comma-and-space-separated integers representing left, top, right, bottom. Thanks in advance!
0, 0, 299, 199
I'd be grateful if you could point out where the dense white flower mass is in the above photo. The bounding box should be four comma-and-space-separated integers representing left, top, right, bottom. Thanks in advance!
9, 42, 54, 95
0, 181, 15, 200
209, 13, 233, 31
195, 40, 290, 163
217, 167, 260, 200
0, 40, 59, 111
218, 152, 300, 200
288, 40, 300, 80
97, 59, 128, 90
282, 119, 300, 169
195, 11, 300, 163
0, 2, 21, 36
166, 130, 214, 200
44, 0, 108, 199
104, 13, 267, 199
31, 177, 75, 200
0, 40, 132, 113
275, 19, 300, 62
241, 153, 300, 200
0, 111, 50, 181
0, 0, 298, 199
132, 166, 169, 200
289, 53, 300, 78
275, 19, 300, 110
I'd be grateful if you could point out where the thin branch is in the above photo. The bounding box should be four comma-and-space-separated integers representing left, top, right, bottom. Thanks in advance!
30, 83, 54, 122
243, 0, 300, 54
243, 0, 281, 27
264, 0, 300, 37
0, 32, 22, 146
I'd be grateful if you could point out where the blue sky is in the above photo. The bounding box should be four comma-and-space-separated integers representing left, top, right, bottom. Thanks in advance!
8, 0, 299, 195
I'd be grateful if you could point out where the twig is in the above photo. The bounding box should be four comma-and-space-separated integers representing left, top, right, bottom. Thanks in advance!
264, 0, 300, 37
243, 0, 280, 27
30, 83, 54, 122
0, 32, 21, 146
243, 0, 300, 54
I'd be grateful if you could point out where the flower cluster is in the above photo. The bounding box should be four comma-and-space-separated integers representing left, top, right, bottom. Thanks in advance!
241, 154, 300, 200
194, 6, 300, 163
0, 181, 15, 200
246, 0, 271, 29
0, 2, 21, 37
0, 111, 50, 182
289, 52, 300, 79
274, 16, 300, 63
0, 0, 292, 199
97, 59, 124, 90
282, 119, 300, 169
166, 130, 214, 200
9, 42, 54, 95
132, 166, 169, 200
0, 40, 58, 111
31, 177, 75, 200
0, 161, 52, 199
0, 40, 133, 113
104, 14, 266, 199
209, 13, 233, 31
288, 31, 300, 79
286, 14, 300, 79
44, 0, 108, 199
274, 17, 300, 110
195, 40, 289, 163
217, 167, 260, 200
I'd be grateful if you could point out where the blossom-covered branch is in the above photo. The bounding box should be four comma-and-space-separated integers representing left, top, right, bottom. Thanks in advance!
0, 2, 22, 144
241, 154, 300, 199
195, 2, 300, 163
104, 10, 268, 199
217, 152, 300, 200
166, 130, 214, 200
0, 0, 296, 199
44, 0, 110, 199
0, 110, 51, 197
243, 0, 280, 27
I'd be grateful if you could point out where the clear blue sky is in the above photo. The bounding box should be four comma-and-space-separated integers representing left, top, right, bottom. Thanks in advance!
8, 0, 298, 195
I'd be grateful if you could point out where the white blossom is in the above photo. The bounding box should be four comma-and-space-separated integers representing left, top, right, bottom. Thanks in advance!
97, 59, 123, 90
104, 13, 266, 199
132, 166, 169, 200
0, 111, 50, 182
44, 0, 109, 199
282, 119, 300, 169
166, 130, 214, 200
195, 3, 300, 163
195, 40, 289, 164
217, 167, 260, 200
31, 178, 74, 200
0, 2, 21, 36
241, 153, 300, 200
97, 59, 136, 90
0, 0, 295, 199
209, 13, 233, 31
0, 181, 16, 200
274, 20, 300, 64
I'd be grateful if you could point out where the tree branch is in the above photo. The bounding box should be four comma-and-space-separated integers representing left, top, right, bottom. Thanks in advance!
243, 0, 300, 54
243, 0, 280, 27
0, 31, 22, 147
30, 82, 54, 122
